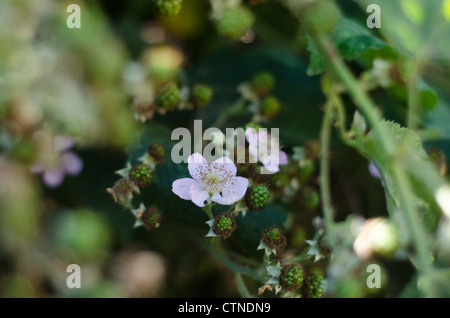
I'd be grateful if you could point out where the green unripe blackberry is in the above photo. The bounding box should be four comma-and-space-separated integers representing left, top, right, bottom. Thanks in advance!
260, 96, 281, 118
191, 83, 213, 108
304, 273, 327, 298
251, 71, 275, 96
109, 178, 138, 203
369, 218, 399, 257
354, 218, 399, 260
245, 185, 270, 211
216, 6, 255, 40
298, 158, 316, 184
142, 207, 162, 231
261, 226, 287, 254
129, 164, 153, 187
212, 212, 237, 239
297, 186, 320, 211
280, 264, 304, 291
156, 0, 183, 17
148, 142, 167, 163
155, 82, 180, 111
302, 0, 341, 35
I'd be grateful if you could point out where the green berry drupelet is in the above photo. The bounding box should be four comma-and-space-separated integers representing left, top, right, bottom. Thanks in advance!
129, 164, 153, 187
216, 6, 255, 40
148, 142, 167, 163
261, 226, 287, 254
142, 207, 162, 231
245, 185, 270, 211
155, 82, 180, 111
213, 213, 237, 239
251, 71, 275, 96
260, 96, 281, 119
280, 264, 304, 291
191, 83, 213, 108
156, 0, 183, 17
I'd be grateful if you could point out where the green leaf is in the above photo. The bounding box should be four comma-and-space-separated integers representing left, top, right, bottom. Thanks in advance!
350, 120, 445, 223
307, 17, 388, 75
417, 79, 439, 111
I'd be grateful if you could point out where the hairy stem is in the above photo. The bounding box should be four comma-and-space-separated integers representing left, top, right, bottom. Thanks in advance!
319, 100, 337, 248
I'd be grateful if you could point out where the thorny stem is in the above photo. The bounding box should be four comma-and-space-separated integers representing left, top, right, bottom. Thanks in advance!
314, 34, 433, 274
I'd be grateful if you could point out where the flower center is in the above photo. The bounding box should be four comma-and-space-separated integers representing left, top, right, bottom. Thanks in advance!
203, 173, 225, 194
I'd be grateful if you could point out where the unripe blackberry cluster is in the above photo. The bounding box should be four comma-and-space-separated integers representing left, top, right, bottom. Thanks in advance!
297, 186, 320, 211
129, 164, 153, 187
156, 0, 183, 17
280, 264, 304, 291
303, 273, 327, 298
148, 142, 167, 163
155, 82, 180, 111
142, 207, 162, 231
302, 0, 341, 35
353, 218, 399, 260
216, 7, 255, 40
261, 226, 287, 254
251, 71, 275, 96
213, 213, 237, 239
109, 178, 138, 202
245, 185, 270, 211
191, 83, 213, 108
260, 96, 281, 119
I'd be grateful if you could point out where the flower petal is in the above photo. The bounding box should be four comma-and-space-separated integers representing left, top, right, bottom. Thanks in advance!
62, 152, 83, 176
210, 156, 237, 177
211, 176, 248, 205
172, 178, 195, 200
245, 127, 258, 144
262, 160, 280, 173
279, 150, 288, 165
54, 135, 75, 152
188, 153, 208, 180
245, 128, 259, 159
190, 184, 210, 207
42, 167, 65, 188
